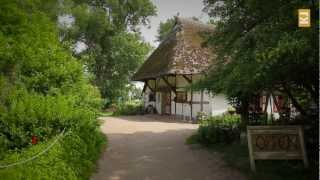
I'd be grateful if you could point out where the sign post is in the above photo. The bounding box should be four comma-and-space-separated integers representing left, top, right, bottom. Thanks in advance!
298, 9, 311, 27
247, 126, 309, 172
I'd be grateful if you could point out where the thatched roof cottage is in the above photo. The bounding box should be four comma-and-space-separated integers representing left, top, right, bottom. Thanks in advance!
132, 17, 230, 120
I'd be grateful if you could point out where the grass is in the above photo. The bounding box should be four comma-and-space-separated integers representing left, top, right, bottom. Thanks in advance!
186, 134, 314, 180
99, 111, 113, 117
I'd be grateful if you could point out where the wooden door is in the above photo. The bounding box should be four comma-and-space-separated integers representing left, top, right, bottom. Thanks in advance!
161, 92, 171, 115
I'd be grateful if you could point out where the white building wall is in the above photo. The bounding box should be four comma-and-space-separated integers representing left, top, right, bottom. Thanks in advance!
266, 95, 280, 119
142, 76, 230, 119
166, 90, 229, 119
171, 91, 175, 114
211, 94, 229, 116
143, 88, 155, 108
143, 81, 284, 120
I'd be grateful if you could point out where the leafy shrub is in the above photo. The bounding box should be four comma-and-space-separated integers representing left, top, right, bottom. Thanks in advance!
0, 1, 106, 179
0, 130, 106, 180
0, 82, 102, 150
197, 114, 241, 145
0, 85, 106, 179
113, 101, 144, 116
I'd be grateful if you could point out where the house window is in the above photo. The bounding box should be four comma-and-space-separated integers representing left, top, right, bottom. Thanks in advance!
149, 92, 155, 102
175, 92, 188, 103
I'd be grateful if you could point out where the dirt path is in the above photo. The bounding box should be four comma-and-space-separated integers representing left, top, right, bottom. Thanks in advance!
91, 115, 246, 180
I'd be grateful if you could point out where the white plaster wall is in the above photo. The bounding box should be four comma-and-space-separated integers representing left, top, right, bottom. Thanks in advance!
169, 91, 216, 119
266, 95, 280, 119
211, 94, 229, 116
143, 88, 155, 108
144, 90, 229, 117
171, 91, 175, 114
175, 103, 192, 119
143, 76, 230, 118
155, 92, 161, 114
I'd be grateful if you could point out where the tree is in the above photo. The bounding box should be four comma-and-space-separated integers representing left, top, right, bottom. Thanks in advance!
91, 32, 151, 103
156, 17, 175, 42
200, 0, 318, 118
0, 0, 103, 152
156, 16, 202, 42
35, 0, 156, 105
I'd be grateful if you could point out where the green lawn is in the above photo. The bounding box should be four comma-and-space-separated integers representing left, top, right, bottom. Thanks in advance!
99, 111, 114, 117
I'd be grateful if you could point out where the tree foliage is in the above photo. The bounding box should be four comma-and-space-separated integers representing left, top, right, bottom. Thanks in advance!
91, 32, 151, 102
156, 17, 175, 42
55, 0, 156, 104
200, 0, 318, 117
0, 0, 104, 171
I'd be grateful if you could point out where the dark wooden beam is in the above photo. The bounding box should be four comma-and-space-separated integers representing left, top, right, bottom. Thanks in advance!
182, 75, 192, 84
161, 76, 176, 94
145, 80, 155, 92
263, 94, 270, 113
141, 83, 147, 96
190, 75, 193, 120
190, 101, 210, 104
271, 92, 281, 113
142, 83, 147, 92
175, 75, 177, 115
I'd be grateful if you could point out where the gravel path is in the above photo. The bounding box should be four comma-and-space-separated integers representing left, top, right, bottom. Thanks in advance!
91, 115, 246, 180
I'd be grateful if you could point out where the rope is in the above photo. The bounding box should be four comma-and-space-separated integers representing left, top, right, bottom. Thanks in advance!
0, 128, 67, 169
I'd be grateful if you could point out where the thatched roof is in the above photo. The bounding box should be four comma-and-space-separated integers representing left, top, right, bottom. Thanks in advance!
132, 17, 215, 81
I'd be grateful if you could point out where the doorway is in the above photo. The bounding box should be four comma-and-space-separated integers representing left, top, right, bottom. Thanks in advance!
161, 92, 171, 115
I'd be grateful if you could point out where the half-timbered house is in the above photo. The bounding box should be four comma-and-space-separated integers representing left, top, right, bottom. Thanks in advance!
132, 17, 230, 120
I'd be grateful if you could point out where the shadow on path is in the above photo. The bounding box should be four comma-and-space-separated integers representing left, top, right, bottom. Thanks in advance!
92, 116, 246, 180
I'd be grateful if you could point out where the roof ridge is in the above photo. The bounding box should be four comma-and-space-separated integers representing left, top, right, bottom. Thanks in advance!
175, 16, 215, 31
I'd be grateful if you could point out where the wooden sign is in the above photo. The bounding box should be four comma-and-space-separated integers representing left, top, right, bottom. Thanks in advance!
298, 9, 311, 27
247, 126, 308, 171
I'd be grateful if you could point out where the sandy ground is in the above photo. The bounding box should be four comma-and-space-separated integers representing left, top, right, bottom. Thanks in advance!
91, 115, 246, 180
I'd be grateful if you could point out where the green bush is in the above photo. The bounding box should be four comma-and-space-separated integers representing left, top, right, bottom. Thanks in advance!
113, 101, 144, 116
0, 82, 102, 150
0, 130, 106, 180
0, 1, 106, 179
197, 114, 241, 145
0, 86, 106, 179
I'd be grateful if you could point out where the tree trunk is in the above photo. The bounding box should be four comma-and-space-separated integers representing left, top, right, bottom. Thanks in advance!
240, 99, 249, 129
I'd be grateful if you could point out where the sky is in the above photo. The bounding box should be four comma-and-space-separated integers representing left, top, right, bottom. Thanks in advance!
139, 0, 209, 47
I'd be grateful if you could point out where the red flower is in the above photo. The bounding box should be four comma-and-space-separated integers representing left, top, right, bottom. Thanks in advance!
31, 135, 38, 145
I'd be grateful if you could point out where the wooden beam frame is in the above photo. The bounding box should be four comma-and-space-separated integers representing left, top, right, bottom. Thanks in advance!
190, 101, 209, 104
141, 83, 147, 96
142, 83, 147, 93
263, 93, 270, 113
182, 75, 192, 84
161, 76, 176, 94
271, 92, 281, 113
155, 78, 157, 92
175, 74, 177, 115
190, 75, 193, 121
145, 80, 155, 92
